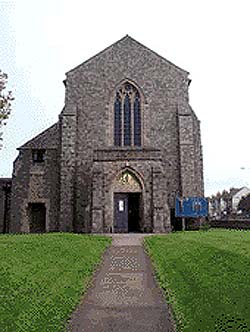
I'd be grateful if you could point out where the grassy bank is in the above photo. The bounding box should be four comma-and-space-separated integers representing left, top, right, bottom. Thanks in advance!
0, 233, 111, 332
144, 229, 250, 332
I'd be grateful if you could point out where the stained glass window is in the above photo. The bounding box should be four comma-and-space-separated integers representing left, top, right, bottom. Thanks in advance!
114, 92, 122, 146
114, 82, 141, 147
124, 94, 131, 146
134, 91, 141, 146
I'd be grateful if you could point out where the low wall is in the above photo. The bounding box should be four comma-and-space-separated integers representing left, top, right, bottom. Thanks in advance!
183, 218, 250, 231
210, 219, 250, 230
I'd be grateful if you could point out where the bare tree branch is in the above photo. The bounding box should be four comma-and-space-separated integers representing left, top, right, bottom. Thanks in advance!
0, 70, 14, 148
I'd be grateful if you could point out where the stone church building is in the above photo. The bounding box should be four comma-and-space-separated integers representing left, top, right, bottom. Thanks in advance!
1, 36, 204, 234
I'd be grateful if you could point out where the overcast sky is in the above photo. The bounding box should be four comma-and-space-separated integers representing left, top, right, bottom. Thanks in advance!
1, 0, 250, 196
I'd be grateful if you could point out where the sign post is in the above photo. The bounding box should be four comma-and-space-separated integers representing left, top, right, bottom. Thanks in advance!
182, 217, 185, 231
175, 197, 208, 230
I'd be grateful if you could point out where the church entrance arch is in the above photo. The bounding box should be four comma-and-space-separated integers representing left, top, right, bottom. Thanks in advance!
113, 170, 143, 233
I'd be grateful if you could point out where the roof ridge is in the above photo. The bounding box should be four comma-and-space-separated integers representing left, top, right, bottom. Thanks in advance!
66, 35, 189, 75
18, 122, 58, 149
66, 35, 129, 74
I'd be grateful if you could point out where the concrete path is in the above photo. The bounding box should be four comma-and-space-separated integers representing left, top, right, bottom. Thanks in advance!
67, 234, 175, 332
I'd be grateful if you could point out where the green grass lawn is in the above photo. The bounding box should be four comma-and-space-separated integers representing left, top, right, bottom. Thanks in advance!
0, 233, 111, 332
144, 229, 250, 332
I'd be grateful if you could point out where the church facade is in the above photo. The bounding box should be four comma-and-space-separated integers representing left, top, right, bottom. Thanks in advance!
3, 36, 204, 233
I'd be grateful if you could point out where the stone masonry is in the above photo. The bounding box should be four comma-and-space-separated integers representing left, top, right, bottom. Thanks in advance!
0, 178, 11, 233
5, 35, 204, 233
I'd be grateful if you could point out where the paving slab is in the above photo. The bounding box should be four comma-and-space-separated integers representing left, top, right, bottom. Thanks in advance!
67, 234, 175, 332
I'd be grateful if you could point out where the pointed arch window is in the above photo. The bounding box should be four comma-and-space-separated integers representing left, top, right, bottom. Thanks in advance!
134, 91, 141, 146
114, 92, 122, 146
114, 82, 142, 147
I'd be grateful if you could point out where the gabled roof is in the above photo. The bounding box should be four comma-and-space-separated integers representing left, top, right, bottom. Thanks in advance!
232, 187, 250, 197
66, 35, 189, 76
19, 122, 59, 149
229, 188, 242, 197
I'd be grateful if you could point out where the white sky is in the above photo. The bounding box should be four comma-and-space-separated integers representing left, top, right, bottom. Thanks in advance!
1, 0, 250, 196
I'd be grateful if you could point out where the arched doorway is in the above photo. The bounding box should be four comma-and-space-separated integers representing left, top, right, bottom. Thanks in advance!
28, 203, 46, 233
113, 170, 143, 233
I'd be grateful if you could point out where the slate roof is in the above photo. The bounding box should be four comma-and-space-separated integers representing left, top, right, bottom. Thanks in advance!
19, 122, 59, 149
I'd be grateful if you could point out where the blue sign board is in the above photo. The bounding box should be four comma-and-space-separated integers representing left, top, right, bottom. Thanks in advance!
175, 197, 208, 218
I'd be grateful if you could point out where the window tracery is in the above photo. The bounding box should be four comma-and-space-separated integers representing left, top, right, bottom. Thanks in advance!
114, 82, 141, 147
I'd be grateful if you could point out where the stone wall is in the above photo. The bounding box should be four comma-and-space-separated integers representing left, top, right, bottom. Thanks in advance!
89, 151, 171, 233
9, 124, 60, 232
0, 178, 11, 233
59, 106, 77, 232
59, 36, 196, 232
8, 36, 204, 233
178, 102, 203, 197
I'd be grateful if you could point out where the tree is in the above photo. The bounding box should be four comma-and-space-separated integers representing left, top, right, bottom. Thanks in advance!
221, 189, 231, 214
238, 194, 250, 215
0, 70, 14, 148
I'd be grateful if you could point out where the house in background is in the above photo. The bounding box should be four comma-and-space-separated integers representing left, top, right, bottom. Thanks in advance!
232, 187, 250, 212
208, 186, 250, 219
208, 194, 227, 219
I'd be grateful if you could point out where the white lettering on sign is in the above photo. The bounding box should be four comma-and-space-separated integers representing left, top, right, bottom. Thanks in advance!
119, 200, 124, 212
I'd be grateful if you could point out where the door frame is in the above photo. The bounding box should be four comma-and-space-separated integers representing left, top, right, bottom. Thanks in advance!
111, 168, 145, 233
113, 192, 142, 233
113, 193, 129, 233
28, 202, 46, 233
128, 193, 142, 233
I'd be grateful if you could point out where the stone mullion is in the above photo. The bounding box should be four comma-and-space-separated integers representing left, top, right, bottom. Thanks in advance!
131, 92, 134, 146
121, 93, 124, 146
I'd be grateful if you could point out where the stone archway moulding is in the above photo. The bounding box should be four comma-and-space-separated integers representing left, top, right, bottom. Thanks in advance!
113, 169, 142, 193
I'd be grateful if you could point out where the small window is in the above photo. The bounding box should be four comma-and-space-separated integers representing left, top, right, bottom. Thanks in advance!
32, 149, 45, 163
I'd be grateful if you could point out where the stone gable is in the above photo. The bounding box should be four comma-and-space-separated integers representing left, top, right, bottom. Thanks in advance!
19, 122, 59, 149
